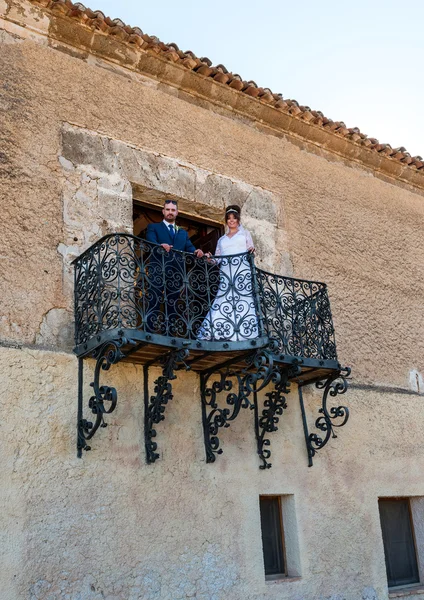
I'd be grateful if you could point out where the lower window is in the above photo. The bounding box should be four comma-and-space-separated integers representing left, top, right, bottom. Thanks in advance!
379, 498, 420, 588
259, 496, 286, 578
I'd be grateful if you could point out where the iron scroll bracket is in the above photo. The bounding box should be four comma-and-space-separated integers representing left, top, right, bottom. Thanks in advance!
200, 348, 302, 469
144, 348, 190, 463
77, 338, 134, 457
298, 366, 351, 467
253, 364, 300, 469
76, 338, 350, 468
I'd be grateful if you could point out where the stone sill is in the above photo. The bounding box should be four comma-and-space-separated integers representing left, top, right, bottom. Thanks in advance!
389, 585, 424, 598
265, 575, 301, 584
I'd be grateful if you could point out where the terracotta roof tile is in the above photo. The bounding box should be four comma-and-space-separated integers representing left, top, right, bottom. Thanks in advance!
26, 0, 423, 172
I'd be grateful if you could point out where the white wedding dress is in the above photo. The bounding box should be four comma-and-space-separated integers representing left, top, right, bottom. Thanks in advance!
197, 227, 259, 342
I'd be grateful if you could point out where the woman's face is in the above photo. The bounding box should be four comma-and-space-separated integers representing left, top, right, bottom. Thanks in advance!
226, 213, 239, 230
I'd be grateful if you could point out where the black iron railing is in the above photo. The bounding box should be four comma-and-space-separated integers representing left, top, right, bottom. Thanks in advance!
256, 268, 337, 359
74, 234, 349, 466
73, 234, 337, 361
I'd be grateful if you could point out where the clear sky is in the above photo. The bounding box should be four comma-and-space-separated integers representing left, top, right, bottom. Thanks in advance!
89, 0, 423, 157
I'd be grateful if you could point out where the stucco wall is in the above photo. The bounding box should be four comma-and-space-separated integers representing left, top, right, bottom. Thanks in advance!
3, 346, 424, 600
2, 3, 424, 599
1, 18, 423, 388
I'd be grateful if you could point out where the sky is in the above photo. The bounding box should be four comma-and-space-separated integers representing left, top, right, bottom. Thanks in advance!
89, 0, 423, 157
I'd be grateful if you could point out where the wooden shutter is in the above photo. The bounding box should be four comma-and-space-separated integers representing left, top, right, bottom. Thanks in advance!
379, 498, 419, 588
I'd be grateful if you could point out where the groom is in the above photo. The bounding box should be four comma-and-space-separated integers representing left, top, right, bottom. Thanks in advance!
145, 199, 204, 334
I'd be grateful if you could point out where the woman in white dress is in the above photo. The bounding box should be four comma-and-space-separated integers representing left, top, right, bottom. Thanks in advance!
197, 205, 259, 342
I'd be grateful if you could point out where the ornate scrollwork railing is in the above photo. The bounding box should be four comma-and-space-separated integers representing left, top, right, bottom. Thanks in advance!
73, 234, 337, 361
255, 268, 337, 360
74, 233, 261, 347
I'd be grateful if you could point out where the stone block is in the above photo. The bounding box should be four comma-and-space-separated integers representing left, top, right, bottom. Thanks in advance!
50, 12, 93, 50
61, 125, 119, 174
35, 308, 74, 351
62, 176, 98, 229
243, 187, 277, 224
49, 39, 89, 61
116, 143, 197, 201
97, 188, 133, 232
0, 28, 21, 45
195, 172, 252, 210
241, 215, 276, 271
91, 31, 139, 67
58, 155, 74, 172
0, 0, 8, 17
6, 1, 50, 34
278, 250, 293, 277
97, 172, 129, 195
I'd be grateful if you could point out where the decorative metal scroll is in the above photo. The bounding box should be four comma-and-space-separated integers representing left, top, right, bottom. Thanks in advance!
298, 366, 351, 466
255, 268, 337, 360
254, 362, 301, 469
73, 234, 261, 347
200, 348, 301, 469
73, 234, 348, 466
144, 348, 190, 463
77, 339, 127, 456
73, 234, 338, 361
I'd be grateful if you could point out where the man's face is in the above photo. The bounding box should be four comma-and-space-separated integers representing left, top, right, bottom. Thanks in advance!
162, 202, 178, 223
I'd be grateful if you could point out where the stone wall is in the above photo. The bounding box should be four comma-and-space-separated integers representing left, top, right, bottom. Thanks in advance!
1, 3, 424, 600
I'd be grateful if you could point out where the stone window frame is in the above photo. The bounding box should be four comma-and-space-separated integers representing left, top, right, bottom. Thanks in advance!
59, 122, 290, 275
56, 122, 291, 351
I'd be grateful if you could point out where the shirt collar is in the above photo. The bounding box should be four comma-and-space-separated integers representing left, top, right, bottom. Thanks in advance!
163, 220, 176, 228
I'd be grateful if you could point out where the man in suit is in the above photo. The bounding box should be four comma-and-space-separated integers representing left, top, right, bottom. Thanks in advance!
145, 199, 204, 335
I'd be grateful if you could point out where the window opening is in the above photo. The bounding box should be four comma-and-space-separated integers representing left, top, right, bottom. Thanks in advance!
259, 495, 287, 578
379, 498, 419, 588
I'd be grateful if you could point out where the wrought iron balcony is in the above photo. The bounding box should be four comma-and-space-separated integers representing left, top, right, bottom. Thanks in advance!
73, 234, 350, 467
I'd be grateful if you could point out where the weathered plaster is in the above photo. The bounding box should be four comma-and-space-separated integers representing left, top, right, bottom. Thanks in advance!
2, 347, 424, 599
2, 7, 424, 599
1, 30, 423, 387
5, 0, 424, 194
35, 307, 73, 350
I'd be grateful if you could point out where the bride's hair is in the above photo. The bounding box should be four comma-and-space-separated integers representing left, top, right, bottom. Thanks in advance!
225, 205, 241, 223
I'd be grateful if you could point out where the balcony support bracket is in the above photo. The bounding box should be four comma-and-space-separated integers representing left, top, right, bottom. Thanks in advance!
144, 348, 190, 463
298, 366, 351, 466
254, 363, 300, 469
200, 347, 301, 469
77, 338, 130, 458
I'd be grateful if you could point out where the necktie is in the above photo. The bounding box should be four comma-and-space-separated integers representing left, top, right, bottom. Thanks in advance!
168, 224, 175, 240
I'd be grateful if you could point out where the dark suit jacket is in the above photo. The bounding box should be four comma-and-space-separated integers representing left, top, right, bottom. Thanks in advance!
146, 222, 196, 253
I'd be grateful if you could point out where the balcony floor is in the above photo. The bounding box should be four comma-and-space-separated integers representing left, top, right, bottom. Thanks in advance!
74, 328, 339, 382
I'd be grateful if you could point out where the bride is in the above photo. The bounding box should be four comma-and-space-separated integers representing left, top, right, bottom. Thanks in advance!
197, 205, 259, 342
